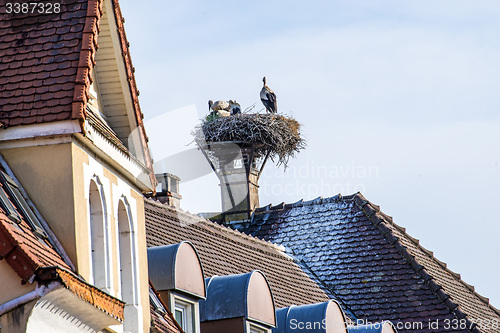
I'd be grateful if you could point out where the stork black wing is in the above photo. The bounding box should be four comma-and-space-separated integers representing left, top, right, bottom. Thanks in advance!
267, 92, 276, 103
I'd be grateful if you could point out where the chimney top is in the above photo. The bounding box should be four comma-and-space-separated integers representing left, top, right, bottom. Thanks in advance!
154, 173, 182, 208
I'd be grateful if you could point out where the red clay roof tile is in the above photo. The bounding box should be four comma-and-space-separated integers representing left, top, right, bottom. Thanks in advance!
1, 0, 156, 188
56, 268, 125, 321
0, 213, 71, 283
0, 0, 95, 128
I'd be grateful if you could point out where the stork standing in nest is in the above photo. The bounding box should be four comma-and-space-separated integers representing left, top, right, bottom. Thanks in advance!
260, 76, 277, 113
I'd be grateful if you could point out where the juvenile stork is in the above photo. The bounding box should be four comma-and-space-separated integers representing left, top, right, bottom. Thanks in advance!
229, 100, 241, 115
210, 100, 231, 117
260, 77, 277, 113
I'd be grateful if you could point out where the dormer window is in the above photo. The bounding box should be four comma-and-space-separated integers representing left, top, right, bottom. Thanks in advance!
148, 242, 206, 333
273, 300, 349, 333
248, 322, 271, 333
171, 294, 198, 333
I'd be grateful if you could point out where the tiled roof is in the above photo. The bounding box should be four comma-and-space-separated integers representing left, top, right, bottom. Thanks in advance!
0, 212, 124, 321
0, 212, 71, 283
54, 267, 125, 321
0, 0, 100, 127
144, 198, 330, 309
236, 193, 500, 333
150, 305, 183, 333
0, 0, 156, 188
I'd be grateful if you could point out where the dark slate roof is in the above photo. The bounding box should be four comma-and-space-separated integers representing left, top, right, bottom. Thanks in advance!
235, 193, 500, 333
144, 198, 330, 309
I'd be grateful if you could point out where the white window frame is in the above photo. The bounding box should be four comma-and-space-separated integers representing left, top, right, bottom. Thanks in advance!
246, 321, 271, 333
116, 197, 138, 304
174, 301, 190, 331
169, 293, 200, 333
88, 177, 112, 293
112, 192, 142, 333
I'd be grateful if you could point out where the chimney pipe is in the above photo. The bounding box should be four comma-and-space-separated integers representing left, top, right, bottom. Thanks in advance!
154, 173, 182, 208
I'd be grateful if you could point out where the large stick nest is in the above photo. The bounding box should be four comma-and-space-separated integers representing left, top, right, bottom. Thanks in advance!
193, 113, 306, 167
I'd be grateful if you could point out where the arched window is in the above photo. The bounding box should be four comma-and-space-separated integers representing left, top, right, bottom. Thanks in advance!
89, 178, 111, 291
117, 198, 137, 303
117, 197, 141, 331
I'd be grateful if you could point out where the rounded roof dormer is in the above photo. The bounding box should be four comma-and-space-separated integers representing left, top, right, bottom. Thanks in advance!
147, 241, 206, 299
348, 321, 397, 333
274, 300, 348, 333
200, 270, 276, 327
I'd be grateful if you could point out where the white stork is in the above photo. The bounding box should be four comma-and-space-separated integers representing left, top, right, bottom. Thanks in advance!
210, 100, 231, 117
260, 77, 277, 113
229, 100, 241, 115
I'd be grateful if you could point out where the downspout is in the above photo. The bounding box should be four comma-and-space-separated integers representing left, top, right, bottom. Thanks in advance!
0, 282, 61, 316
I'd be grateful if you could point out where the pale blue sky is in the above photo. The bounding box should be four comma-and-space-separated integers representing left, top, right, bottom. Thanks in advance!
120, 0, 500, 308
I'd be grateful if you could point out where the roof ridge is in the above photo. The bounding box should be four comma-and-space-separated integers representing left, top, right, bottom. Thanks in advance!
145, 197, 204, 223
144, 198, 291, 258
255, 193, 347, 213
352, 193, 500, 324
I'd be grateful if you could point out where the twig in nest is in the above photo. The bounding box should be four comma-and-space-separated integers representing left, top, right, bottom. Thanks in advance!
192, 113, 306, 168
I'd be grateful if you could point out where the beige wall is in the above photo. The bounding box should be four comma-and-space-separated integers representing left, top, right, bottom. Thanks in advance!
71, 143, 91, 278
0, 260, 36, 305
2, 144, 79, 267
2, 140, 150, 332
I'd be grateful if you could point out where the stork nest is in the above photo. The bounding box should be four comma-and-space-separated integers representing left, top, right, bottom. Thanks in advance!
193, 113, 306, 167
